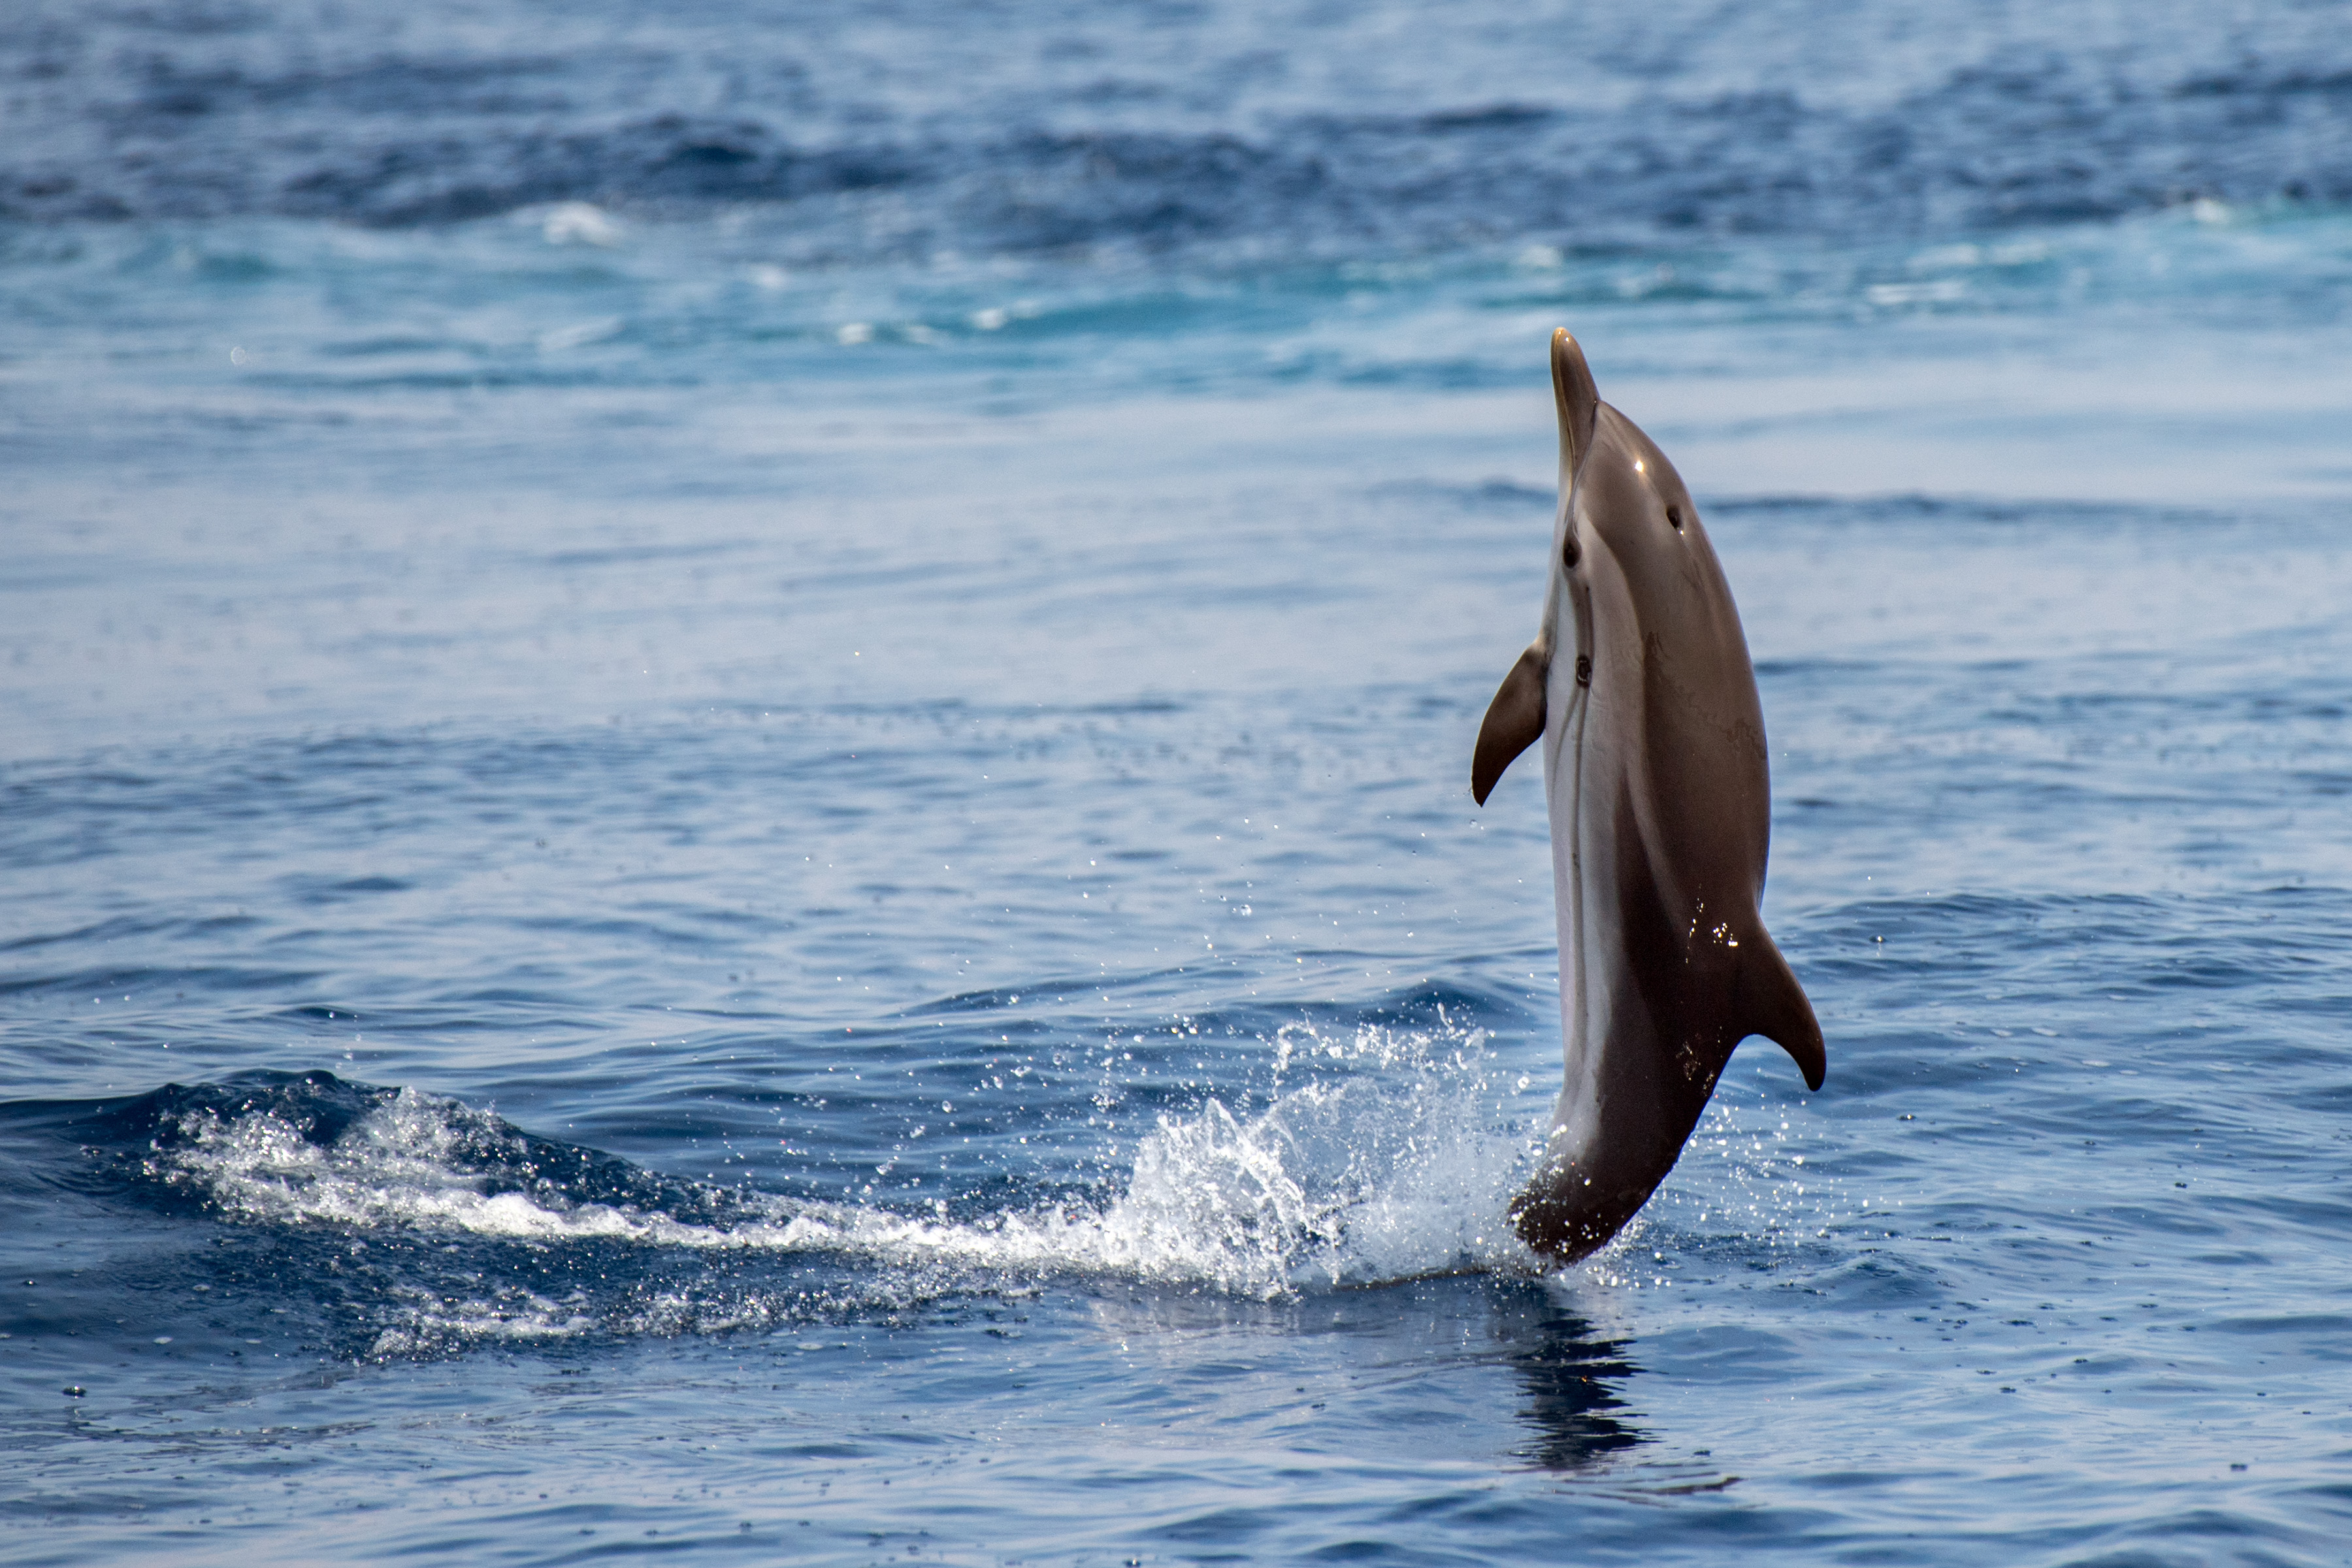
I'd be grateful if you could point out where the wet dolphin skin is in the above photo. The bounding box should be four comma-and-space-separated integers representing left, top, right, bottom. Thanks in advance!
1473, 330, 1825, 1263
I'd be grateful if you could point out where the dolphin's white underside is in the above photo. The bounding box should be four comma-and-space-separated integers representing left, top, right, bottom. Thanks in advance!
1539, 487, 1610, 1175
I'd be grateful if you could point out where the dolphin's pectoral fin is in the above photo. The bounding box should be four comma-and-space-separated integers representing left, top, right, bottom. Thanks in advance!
1738, 934, 1825, 1091
1472, 644, 1549, 805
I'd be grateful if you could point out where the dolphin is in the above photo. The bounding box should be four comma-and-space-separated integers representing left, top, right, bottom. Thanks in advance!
1472, 329, 1823, 1264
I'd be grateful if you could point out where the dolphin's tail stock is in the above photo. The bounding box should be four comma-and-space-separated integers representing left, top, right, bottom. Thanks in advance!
1509, 1160, 1656, 1265
1507, 928, 1824, 1264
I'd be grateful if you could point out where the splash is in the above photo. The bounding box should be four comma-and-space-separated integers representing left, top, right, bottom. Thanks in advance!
144, 1026, 1539, 1316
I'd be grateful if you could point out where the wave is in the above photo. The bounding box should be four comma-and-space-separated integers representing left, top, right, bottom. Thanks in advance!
4, 0, 2345, 251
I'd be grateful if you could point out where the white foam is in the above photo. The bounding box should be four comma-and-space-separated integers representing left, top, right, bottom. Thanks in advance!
536, 316, 622, 353
155, 1023, 1545, 1305
530, 201, 624, 246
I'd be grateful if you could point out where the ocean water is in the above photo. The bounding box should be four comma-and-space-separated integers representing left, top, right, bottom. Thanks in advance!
5, 1, 2352, 1562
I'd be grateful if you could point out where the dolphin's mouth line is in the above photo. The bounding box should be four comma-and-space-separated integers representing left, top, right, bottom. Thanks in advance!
1544, 568, 1593, 811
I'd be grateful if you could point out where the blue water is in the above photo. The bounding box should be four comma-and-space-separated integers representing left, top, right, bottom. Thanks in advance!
6, 2, 2352, 1562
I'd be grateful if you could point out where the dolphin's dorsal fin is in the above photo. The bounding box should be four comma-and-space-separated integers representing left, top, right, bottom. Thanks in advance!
1738, 934, 1826, 1090
1471, 642, 1548, 804
1550, 329, 1601, 478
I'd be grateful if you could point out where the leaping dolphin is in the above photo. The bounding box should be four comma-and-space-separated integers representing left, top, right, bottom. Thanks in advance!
1473, 329, 1823, 1264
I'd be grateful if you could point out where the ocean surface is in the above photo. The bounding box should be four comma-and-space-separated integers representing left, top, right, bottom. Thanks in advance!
5, 1, 2352, 1562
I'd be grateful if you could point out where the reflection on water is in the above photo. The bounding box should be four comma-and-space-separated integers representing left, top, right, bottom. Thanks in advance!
1085, 1275, 1647, 1468
1492, 1285, 1644, 1469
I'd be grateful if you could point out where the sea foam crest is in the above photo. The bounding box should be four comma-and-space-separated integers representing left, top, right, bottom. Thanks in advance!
151, 1024, 1539, 1305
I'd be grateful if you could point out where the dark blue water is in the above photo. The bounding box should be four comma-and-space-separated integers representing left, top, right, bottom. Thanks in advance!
6, 2, 2352, 1562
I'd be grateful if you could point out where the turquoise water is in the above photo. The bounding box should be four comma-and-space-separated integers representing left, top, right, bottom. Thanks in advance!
5, 3, 2352, 1562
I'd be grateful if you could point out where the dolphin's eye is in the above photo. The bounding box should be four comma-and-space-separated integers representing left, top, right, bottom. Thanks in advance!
1575, 655, 1592, 687
1666, 505, 1684, 531
1561, 531, 1580, 568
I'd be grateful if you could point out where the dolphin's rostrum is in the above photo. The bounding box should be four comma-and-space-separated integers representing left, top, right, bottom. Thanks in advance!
1474, 329, 1823, 1264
